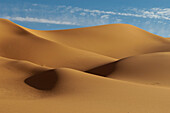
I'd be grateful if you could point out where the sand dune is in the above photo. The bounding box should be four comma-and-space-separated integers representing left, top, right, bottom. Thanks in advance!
0, 19, 116, 71
23, 23, 170, 58
87, 52, 170, 87
1, 68, 170, 113
1, 18, 170, 112
109, 52, 170, 86
0, 56, 50, 99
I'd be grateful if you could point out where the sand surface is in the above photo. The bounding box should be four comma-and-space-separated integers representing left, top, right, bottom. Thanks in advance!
1, 18, 170, 113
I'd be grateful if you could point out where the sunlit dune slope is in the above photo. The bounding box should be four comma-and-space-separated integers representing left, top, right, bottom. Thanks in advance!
109, 52, 170, 87
0, 56, 50, 99
24, 23, 170, 58
0, 19, 116, 70
1, 67, 170, 113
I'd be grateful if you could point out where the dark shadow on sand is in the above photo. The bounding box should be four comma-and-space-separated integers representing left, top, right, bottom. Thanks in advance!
85, 57, 129, 77
85, 61, 119, 77
25, 69, 58, 90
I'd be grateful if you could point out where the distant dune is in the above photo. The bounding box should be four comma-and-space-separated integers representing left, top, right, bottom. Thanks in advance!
1, 18, 170, 113
23, 22, 170, 58
0, 19, 116, 70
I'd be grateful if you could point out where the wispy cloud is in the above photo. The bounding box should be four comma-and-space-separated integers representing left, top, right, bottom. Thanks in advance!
1, 4, 170, 25
127, 8, 170, 20
56, 5, 170, 20
4, 16, 78, 25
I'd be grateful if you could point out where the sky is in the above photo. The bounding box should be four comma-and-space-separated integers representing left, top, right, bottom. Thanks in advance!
0, 0, 170, 37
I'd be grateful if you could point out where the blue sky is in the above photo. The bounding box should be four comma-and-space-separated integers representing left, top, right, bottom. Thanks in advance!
0, 0, 170, 37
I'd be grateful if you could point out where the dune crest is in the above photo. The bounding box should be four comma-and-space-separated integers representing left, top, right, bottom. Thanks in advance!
22, 22, 170, 58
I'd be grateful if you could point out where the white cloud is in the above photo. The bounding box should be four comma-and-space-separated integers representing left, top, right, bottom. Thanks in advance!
90, 13, 97, 16
2, 4, 170, 26
5, 16, 78, 25
56, 5, 170, 21
101, 15, 109, 19
80, 12, 86, 16
115, 19, 122, 23
129, 8, 170, 20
